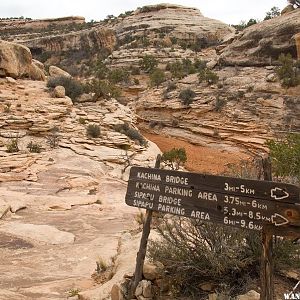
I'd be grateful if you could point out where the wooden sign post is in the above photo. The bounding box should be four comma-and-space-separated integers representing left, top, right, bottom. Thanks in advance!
126, 163, 300, 298
130, 155, 161, 298
261, 157, 274, 300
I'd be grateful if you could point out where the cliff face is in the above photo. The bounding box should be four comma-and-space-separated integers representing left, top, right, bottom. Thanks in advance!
0, 16, 85, 32
20, 26, 116, 54
219, 9, 300, 66
110, 4, 234, 48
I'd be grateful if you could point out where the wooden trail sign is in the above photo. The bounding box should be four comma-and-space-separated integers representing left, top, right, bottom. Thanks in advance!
125, 166, 300, 231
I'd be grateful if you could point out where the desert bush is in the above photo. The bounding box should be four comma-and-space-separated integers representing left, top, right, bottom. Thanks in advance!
148, 217, 300, 298
179, 88, 196, 106
276, 53, 300, 88
194, 59, 207, 71
87, 79, 121, 99
47, 76, 84, 102
266, 133, 300, 181
46, 126, 61, 148
27, 141, 41, 153
91, 59, 108, 79
198, 69, 219, 85
161, 147, 187, 170
150, 68, 166, 87
165, 82, 177, 93
114, 123, 148, 147
139, 55, 158, 73
129, 65, 141, 75
78, 117, 86, 125
107, 68, 130, 84
6, 138, 19, 153
86, 124, 101, 138
214, 97, 226, 112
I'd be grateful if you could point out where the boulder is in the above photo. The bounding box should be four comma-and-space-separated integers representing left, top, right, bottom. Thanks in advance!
0, 40, 45, 80
54, 85, 66, 98
49, 65, 71, 78
220, 9, 300, 66
237, 290, 260, 300
143, 262, 162, 280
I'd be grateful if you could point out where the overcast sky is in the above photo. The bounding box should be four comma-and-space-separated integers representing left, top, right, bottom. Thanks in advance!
0, 0, 289, 25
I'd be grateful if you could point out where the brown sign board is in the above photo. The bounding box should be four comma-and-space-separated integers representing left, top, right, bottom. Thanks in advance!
125, 167, 300, 231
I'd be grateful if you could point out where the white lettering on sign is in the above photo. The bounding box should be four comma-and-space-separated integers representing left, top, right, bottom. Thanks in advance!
224, 183, 255, 195
158, 204, 185, 215
137, 172, 161, 181
133, 199, 153, 209
135, 182, 160, 192
198, 192, 218, 201
166, 175, 189, 186
164, 186, 193, 197
190, 210, 210, 220
134, 191, 155, 201
159, 195, 181, 206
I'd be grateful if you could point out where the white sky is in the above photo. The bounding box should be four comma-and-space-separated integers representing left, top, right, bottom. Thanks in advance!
0, 0, 289, 25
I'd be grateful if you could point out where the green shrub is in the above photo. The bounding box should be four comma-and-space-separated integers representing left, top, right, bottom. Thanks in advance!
166, 82, 177, 92
47, 76, 84, 102
214, 97, 226, 112
27, 141, 42, 153
87, 79, 121, 99
86, 124, 101, 138
91, 60, 108, 79
129, 65, 141, 75
78, 117, 86, 125
198, 69, 219, 85
276, 53, 300, 88
179, 89, 196, 106
194, 58, 207, 71
266, 133, 300, 180
107, 68, 130, 84
6, 138, 19, 153
161, 147, 187, 170
47, 126, 61, 148
150, 68, 166, 87
139, 55, 158, 73
114, 123, 148, 147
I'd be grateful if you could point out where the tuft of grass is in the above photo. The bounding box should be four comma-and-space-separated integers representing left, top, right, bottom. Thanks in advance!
86, 124, 101, 138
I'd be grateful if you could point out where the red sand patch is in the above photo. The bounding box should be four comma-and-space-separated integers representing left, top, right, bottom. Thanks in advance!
143, 132, 250, 174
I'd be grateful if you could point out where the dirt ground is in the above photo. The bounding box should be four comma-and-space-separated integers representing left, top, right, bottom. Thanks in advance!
143, 132, 250, 174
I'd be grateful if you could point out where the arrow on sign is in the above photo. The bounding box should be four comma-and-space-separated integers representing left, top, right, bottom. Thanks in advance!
271, 213, 289, 226
271, 187, 289, 200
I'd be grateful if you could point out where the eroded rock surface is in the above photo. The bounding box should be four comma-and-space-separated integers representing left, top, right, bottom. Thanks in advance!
220, 9, 300, 66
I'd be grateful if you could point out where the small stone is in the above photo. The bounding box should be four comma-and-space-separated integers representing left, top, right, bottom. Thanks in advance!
54, 86, 66, 98
200, 282, 213, 291
6, 77, 16, 84
142, 280, 152, 298
143, 263, 162, 280
237, 290, 260, 300
266, 73, 277, 82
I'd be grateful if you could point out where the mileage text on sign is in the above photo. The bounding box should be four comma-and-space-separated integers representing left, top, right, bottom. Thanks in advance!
125, 167, 300, 231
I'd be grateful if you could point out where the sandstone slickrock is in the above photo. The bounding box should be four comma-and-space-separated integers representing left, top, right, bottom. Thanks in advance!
0, 223, 75, 245
111, 4, 234, 46
20, 26, 116, 54
220, 9, 300, 66
0, 40, 45, 80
